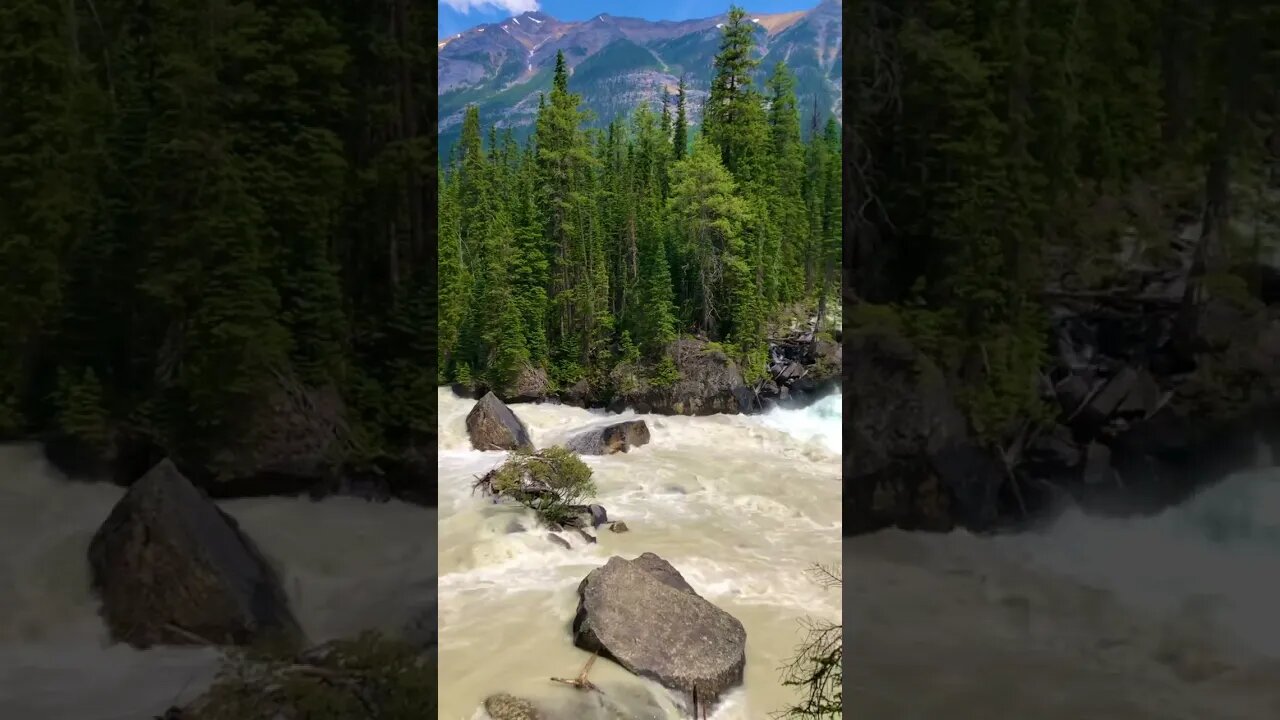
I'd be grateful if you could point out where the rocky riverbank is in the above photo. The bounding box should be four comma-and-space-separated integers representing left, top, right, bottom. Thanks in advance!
850, 217, 1280, 534
452, 331, 842, 418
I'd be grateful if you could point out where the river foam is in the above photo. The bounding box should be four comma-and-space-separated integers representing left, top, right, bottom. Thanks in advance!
0, 444, 438, 719
437, 388, 842, 719
848, 467, 1280, 718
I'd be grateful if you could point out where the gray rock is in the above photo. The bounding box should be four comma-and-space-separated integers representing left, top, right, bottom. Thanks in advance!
87, 459, 302, 649
502, 365, 551, 403
466, 392, 534, 452
572, 553, 746, 702
629, 552, 696, 594
1055, 374, 1092, 415
1116, 368, 1161, 417
587, 504, 609, 526
484, 694, 543, 720
547, 533, 571, 550
609, 521, 630, 533
1082, 366, 1138, 425
566, 420, 651, 455
848, 327, 997, 533
635, 338, 750, 415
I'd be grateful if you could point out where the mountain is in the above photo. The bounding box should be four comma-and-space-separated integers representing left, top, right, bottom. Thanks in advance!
438, 0, 841, 158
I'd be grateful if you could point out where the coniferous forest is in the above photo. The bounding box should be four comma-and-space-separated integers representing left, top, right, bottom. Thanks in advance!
848, 0, 1280, 532
438, 7, 842, 400
0, 1, 434, 481
850, 0, 1280, 438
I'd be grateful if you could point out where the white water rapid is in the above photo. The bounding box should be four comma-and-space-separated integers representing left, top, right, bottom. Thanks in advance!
0, 443, 437, 720
437, 388, 842, 719
848, 467, 1280, 719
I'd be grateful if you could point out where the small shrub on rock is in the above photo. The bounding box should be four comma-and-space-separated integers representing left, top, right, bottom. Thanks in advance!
472, 446, 597, 526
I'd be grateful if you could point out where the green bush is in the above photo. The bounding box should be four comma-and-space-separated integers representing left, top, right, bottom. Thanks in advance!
649, 353, 681, 388
473, 446, 597, 526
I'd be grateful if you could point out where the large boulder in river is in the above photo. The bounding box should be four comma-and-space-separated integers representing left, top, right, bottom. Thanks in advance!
88, 459, 302, 648
566, 420, 651, 455
466, 392, 534, 451
572, 552, 746, 703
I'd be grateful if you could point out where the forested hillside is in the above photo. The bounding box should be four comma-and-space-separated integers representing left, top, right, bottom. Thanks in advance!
848, 0, 1280, 532
438, 7, 842, 407
850, 0, 1280, 435
0, 1, 434, 485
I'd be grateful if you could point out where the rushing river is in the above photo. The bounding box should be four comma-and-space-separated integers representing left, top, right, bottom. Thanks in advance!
0, 444, 438, 720
848, 466, 1280, 719
437, 388, 842, 719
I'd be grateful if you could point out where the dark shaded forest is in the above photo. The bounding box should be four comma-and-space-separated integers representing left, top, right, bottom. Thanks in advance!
847, 0, 1280, 534
439, 8, 842, 400
0, 0, 434, 482
848, 0, 1280, 438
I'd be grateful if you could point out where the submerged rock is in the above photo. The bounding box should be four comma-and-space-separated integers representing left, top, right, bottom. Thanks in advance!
88, 459, 302, 648
484, 693, 542, 720
566, 420, 651, 455
571, 553, 746, 704
466, 392, 534, 452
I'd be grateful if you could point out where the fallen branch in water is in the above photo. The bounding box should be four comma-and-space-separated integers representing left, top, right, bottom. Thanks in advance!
550, 651, 601, 692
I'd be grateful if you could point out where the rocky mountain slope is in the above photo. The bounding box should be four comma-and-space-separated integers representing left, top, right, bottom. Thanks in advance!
438, 0, 841, 155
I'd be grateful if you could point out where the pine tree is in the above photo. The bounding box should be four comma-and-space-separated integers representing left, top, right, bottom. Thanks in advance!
767, 62, 808, 304
668, 137, 750, 338
0, 0, 91, 431
702, 6, 767, 184
673, 75, 689, 161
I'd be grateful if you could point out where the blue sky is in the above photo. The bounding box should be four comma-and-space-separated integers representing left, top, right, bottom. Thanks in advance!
438, 0, 821, 39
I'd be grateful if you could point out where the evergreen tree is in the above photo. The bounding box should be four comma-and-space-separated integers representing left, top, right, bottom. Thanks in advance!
673, 75, 689, 161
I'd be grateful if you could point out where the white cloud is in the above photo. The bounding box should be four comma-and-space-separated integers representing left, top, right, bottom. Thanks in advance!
440, 0, 540, 15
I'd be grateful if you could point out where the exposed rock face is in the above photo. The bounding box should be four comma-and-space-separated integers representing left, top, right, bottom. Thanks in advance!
848, 326, 1004, 533
768, 332, 842, 407
632, 338, 752, 416
45, 376, 349, 498
224, 381, 349, 490
852, 245, 1280, 534
572, 553, 746, 703
88, 459, 302, 648
466, 392, 534, 451
502, 365, 551, 403
566, 420, 651, 455
1040, 282, 1280, 518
